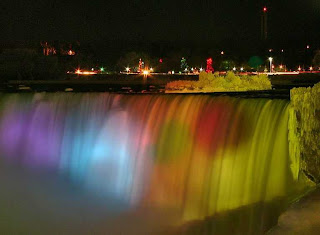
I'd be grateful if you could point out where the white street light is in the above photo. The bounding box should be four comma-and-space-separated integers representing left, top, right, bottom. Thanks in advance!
268, 57, 273, 73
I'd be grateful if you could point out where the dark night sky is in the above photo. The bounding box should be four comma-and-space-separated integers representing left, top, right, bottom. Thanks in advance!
1, 0, 320, 52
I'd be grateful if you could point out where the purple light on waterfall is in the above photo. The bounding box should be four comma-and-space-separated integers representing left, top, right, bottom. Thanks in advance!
0, 101, 64, 169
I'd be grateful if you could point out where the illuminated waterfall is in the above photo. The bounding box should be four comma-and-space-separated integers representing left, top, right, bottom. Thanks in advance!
0, 93, 300, 223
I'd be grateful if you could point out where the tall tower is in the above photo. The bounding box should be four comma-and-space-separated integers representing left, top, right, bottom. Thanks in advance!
261, 7, 268, 40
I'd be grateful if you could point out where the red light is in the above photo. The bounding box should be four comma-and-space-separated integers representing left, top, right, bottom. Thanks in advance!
263, 7, 267, 12
159, 58, 163, 63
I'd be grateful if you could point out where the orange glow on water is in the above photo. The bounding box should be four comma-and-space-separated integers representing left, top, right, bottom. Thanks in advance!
75, 69, 97, 75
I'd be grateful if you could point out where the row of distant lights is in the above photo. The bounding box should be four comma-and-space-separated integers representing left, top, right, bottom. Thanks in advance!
77, 65, 318, 74
298, 66, 319, 71
269, 49, 286, 53
269, 57, 317, 71
126, 67, 205, 73
126, 67, 246, 72
222, 45, 311, 55
209, 46, 311, 56
75, 67, 105, 75
169, 67, 247, 73
269, 45, 311, 53
185, 67, 204, 72
126, 67, 154, 73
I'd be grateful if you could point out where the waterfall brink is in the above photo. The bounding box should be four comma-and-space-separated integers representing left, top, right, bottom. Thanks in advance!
0, 93, 302, 226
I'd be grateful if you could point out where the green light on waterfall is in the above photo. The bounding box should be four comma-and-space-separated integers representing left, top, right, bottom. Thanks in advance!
156, 121, 192, 163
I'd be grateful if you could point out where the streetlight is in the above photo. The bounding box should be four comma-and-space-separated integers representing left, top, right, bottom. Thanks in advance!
125, 67, 130, 73
268, 57, 273, 73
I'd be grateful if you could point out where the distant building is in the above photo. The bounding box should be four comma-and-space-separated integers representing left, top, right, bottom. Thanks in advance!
40, 41, 77, 56
41, 42, 56, 56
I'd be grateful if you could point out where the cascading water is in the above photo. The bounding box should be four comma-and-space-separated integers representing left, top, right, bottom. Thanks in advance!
0, 93, 306, 234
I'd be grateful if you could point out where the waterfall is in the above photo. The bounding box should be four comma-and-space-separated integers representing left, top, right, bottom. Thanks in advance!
0, 93, 302, 225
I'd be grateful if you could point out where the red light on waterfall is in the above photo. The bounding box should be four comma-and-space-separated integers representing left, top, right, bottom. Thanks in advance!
195, 102, 247, 153
263, 7, 267, 12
